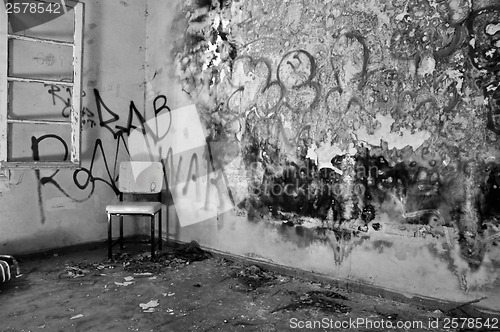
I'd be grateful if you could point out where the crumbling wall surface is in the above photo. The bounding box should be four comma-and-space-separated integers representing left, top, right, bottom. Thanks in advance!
0, 0, 148, 253
147, 0, 500, 310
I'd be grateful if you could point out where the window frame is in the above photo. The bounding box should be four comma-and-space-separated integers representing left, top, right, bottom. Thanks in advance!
0, 0, 84, 169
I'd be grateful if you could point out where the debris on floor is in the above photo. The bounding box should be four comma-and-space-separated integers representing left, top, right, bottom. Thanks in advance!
134, 272, 153, 277
65, 266, 89, 278
236, 264, 276, 289
271, 290, 351, 314
61, 262, 114, 279
172, 240, 212, 262
139, 299, 159, 313
70, 314, 84, 320
218, 258, 290, 292
1, 245, 497, 332
110, 241, 212, 273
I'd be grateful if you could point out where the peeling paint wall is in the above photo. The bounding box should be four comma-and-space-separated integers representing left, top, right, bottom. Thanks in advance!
146, 0, 500, 310
0, 0, 149, 253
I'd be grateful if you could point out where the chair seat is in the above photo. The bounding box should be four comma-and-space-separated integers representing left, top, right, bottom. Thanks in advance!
106, 202, 162, 215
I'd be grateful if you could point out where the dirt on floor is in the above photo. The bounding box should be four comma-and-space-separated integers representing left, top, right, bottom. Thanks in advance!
1, 242, 499, 332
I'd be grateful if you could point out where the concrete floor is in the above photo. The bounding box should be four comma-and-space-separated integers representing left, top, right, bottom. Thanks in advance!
1, 243, 498, 332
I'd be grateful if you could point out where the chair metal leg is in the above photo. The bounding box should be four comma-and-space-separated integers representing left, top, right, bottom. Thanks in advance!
150, 215, 155, 259
107, 214, 112, 259
158, 210, 162, 251
119, 215, 124, 250
165, 206, 168, 247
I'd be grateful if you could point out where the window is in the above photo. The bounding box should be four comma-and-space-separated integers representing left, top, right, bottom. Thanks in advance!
0, 0, 84, 168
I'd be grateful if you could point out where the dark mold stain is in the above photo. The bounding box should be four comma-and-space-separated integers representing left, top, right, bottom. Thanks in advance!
372, 240, 393, 253
194, 0, 212, 9
185, 33, 206, 49
190, 14, 208, 23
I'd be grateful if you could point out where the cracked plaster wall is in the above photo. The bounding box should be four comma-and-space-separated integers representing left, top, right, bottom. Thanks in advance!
147, 0, 500, 310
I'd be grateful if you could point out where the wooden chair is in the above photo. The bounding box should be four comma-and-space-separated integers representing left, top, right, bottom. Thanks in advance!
106, 161, 164, 259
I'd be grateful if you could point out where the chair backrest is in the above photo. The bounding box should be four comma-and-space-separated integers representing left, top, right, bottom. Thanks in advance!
118, 161, 163, 194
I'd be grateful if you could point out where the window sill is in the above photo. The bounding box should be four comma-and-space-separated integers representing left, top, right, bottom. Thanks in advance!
0, 161, 80, 169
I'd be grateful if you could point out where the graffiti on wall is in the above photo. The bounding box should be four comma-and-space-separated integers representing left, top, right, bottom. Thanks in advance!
32, 84, 235, 229
31, 87, 174, 222
167, 0, 500, 269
